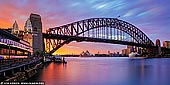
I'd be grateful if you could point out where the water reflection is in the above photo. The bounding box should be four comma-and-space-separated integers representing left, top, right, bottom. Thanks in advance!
28, 57, 170, 85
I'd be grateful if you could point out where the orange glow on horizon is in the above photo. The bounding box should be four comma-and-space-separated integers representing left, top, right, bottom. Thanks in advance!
54, 47, 80, 55
0, 20, 12, 28
52, 42, 123, 55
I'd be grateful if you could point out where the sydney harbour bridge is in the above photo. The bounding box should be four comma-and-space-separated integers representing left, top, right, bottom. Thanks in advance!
30, 13, 170, 57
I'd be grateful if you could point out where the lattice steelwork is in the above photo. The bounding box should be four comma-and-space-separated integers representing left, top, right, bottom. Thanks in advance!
44, 18, 154, 54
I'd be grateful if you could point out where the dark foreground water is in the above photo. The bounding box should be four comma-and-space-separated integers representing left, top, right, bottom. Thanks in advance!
28, 57, 170, 85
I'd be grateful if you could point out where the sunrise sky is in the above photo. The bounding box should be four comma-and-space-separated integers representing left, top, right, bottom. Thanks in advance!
0, 0, 170, 54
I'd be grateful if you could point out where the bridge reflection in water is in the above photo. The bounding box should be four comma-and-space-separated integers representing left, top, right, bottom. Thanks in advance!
27, 57, 170, 85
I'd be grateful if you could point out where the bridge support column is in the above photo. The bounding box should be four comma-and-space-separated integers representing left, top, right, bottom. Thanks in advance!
30, 13, 45, 56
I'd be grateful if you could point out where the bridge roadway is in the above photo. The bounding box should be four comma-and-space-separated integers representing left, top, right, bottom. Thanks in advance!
43, 33, 156, 49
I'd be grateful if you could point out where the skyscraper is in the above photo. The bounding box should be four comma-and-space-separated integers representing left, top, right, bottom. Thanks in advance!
12, 20, 19, 35
156, 39, 161, 47
24, 18, 32, 33
163, 41, 170, 49
23, 18, 33, 46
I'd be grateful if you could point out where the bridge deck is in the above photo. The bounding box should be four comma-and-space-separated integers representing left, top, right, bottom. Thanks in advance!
43, 34, 155, 48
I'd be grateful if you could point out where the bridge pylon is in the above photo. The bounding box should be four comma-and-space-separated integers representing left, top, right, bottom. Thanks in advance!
30, 13, 45, 56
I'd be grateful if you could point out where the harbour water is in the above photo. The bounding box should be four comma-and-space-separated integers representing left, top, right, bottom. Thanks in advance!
28, 57, 170, 85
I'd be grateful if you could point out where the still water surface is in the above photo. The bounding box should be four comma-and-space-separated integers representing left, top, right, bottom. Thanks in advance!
29, 57, 170, 85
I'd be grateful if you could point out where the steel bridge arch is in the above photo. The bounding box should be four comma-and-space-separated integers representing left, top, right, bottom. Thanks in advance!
44, 18, 154, 54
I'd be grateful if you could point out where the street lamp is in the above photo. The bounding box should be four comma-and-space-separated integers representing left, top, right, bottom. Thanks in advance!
7, 44, 12, 66
7, 44, 13, 59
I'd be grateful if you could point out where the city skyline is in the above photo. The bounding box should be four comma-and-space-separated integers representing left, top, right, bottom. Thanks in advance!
0, 0, 169, 54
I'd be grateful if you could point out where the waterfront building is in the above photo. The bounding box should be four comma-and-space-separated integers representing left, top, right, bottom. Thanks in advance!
156, 39, 161, 55
156, 39, 161, 47
122, 49, 128, 55
127, 45, 134, 52
0, 17, 35, 58
0, 29, 32, 59
122, 45, 132, 55
79, 50, 93, 57
95, 53, 106, 57
163, 41, 170, 49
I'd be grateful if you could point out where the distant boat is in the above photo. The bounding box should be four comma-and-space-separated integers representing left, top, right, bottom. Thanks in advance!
52, 55, 67, 64
129, 52, 140, 58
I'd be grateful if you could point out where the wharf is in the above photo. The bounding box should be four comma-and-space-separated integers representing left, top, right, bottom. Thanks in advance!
0, 58, 43, 81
